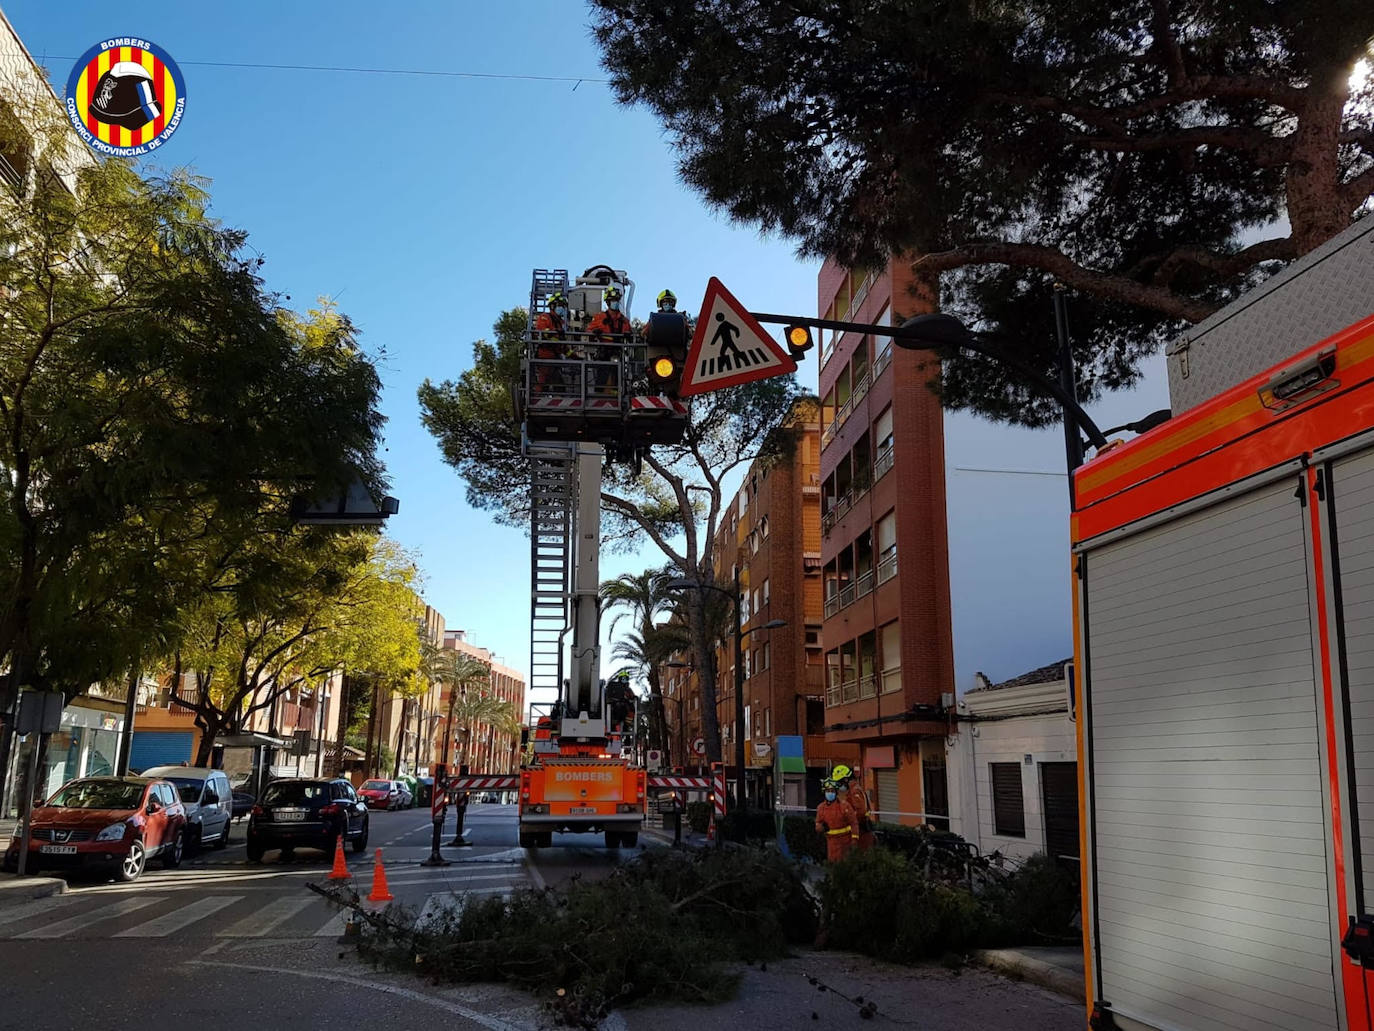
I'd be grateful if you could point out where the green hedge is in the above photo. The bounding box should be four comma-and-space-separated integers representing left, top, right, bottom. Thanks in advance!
818, 847, 1080, 963
781, 814, 826, 862
685, 800, 712, 834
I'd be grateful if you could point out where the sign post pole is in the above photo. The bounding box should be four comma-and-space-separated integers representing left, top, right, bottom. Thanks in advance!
14, 691, 62, 878
422, 764, 450, 867
448, 764, 471, 847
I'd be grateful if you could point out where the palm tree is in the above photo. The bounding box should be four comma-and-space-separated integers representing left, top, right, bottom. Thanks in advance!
601, 566, 687, 760
441, 653, 507, 769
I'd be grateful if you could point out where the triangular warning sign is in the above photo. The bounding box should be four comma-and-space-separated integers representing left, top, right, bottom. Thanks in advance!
679, 277, 797, 397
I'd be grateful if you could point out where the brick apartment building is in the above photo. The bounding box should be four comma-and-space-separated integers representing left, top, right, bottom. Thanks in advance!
660, 400, 858, 806
817, 259, 955, 825
438, 630, 526, 774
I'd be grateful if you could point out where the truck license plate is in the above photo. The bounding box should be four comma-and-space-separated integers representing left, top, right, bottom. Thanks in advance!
569, 806, 596, 815
38, 845, 77, 855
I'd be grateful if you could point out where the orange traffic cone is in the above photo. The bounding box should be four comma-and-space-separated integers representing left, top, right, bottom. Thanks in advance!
706, 814, 716, 844
367, 848, 394, 903
328, 835, 351, 880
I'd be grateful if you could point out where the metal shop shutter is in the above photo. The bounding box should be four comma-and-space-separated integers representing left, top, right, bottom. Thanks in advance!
990, 762, 1025, 837
1331, 447, 1374, 911
128, 731, 194, 773
1039, 762, 1079, 864
874, 769, 899, 818
1085, 480, 1337, 1031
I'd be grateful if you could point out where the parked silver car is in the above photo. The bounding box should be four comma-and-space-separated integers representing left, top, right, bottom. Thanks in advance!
141, 766, 233, 851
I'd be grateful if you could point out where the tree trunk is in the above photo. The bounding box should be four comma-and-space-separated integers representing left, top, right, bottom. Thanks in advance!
687, 591, 723, 763
645, 667, 668, 757
391, 698, 407, 778
363, 677, 378, 776
1287, 70, 1355, 254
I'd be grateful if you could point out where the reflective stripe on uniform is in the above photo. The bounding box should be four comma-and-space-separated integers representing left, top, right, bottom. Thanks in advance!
825, 827, 850, 836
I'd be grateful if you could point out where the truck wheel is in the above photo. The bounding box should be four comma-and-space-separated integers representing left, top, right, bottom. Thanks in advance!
605, 831, 621, 849
622, 832, 638, 848
539, 831, 553, 848
519, 832, 537, 849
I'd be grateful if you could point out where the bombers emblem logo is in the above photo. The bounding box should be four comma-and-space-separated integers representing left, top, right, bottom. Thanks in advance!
65, 38, 186, 157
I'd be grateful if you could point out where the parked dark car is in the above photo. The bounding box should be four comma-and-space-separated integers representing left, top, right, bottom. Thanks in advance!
231, 791, 255, 820
3, 776, 187, 882
245, 778, 369, 862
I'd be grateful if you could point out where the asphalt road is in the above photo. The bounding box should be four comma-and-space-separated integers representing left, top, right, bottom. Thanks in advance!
0, 803, 628, 1031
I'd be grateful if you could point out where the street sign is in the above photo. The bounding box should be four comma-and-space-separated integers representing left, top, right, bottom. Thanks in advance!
16, 691, 63, 735
679, 277, 797, 396
692, 736, 706, 756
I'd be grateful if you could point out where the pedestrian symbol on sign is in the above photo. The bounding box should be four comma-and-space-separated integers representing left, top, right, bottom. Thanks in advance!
679, 278, 797, 396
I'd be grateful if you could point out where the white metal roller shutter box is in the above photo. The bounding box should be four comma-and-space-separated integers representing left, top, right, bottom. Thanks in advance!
1331, 448, 1374, 910
1085, 480, 1338, 1031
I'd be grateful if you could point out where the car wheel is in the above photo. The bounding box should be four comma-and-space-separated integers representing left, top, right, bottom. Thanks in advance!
117, 838, 146, 882
186, 825, 202, 855
246, 838, 265, 863
213, 821, 230, 849
351, 816, 369, 854
162, 830, 185, 870
280, 847, 295, 862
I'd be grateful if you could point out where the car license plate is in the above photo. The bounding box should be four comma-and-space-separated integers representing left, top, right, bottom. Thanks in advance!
276, 810, 306, 822
38, 844, 77, 855
569, 806, 596, 815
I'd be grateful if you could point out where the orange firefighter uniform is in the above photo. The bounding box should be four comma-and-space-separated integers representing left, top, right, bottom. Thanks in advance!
814, 795, 859, 862
846, 779, 876, 851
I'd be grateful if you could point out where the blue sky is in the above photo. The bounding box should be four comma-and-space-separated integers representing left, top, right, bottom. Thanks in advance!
5, 1, 1169, 697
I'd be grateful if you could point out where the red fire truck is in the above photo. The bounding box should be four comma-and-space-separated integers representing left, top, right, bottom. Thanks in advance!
1072, 219, 1374, 1031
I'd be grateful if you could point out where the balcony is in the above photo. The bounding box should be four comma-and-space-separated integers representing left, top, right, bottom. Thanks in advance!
821, 368, 872, 449
823, 568, 875, 619
877, 546, 898, 585
821, 468, 872, 539
872, 343, 892, 380
825, 673, 878, 707
873, 445, 894, 483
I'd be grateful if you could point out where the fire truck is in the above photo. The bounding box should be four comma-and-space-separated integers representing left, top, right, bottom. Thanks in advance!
1072, 219, 1374, 1031
512, 266, 689, 850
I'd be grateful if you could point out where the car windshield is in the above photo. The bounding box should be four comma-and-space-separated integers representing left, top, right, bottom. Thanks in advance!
46, 780, 144, 810
261, 782, 327, 806
361, 780, 391, 791
165, 779, 204, 803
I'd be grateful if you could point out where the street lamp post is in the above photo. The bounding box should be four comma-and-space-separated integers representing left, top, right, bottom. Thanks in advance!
667, 576, 784, 829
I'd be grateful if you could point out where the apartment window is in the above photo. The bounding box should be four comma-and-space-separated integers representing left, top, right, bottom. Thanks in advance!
764, 708, 771, 736
990, 763, 1026, 837
761, 578, 770, 606
761, 642, 770, 671
759, 516, 770, 539
875, 406, 894, 452
752, 586, 762, 613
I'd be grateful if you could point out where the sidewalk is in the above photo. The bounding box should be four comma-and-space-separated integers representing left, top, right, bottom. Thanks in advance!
0, 817, 67, 899
974, 945, 1085, 999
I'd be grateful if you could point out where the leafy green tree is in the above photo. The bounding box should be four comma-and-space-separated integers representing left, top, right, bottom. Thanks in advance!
171, 535, 422, 766
601, 567, 691, 759
0, 115, 384, 766
591, 0, 1374, 422
419, 310, 807, 763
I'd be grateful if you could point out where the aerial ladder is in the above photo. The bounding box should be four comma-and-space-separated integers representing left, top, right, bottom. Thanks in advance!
445, 264, 730, 849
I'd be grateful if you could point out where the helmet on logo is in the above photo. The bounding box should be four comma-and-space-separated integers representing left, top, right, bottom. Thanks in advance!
90, 61, 162, 131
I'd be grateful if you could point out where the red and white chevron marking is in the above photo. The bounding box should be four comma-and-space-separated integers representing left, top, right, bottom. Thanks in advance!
629, 395, 688, 414
647, 775, 713, 790
449, 775, 519, 791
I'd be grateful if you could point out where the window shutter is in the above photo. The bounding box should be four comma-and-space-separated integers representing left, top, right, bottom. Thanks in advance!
990, 763, 1025, 837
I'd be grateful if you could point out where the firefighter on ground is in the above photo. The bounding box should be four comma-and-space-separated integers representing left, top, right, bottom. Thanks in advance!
533, 292, 572, 390
836, 765, 875, 851
814, 778, 858, 862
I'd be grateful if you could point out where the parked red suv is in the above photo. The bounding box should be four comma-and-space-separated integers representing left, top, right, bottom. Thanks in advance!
3, 776, 187, 883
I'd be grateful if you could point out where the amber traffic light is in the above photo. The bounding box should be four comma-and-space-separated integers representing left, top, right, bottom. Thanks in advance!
646, 311, 689, 396
785, 324, 814, 356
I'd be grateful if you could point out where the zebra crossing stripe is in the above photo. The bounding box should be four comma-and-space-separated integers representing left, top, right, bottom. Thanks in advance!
115, 895, 241, 938
218, 896, 313, 938
17, 895, 165, 939
0, 895, 82, 928
313, 910, 350, 937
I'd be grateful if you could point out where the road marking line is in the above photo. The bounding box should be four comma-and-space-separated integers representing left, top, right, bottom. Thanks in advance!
523, 855, 547, 891
313, 910, 350, 937
217, 896, 313, 937
115, 895, 241, 938
17, 895, 165, 939
0, 895, 82, 927
185, 959, 529, 1031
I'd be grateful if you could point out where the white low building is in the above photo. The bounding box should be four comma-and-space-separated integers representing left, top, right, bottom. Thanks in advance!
946, 659, 1078, 864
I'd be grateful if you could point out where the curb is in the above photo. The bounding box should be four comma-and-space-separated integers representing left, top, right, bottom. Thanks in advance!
973, 949, 1084, 1000
0, 875, 67, 900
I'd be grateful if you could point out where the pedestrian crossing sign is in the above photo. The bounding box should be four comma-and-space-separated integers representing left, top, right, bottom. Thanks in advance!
679, 277, 797, 396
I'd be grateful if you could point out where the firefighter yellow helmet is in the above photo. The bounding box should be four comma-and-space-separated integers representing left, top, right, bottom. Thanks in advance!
831, 764, 852, 782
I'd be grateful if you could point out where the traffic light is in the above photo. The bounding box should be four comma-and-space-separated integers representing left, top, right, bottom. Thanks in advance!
784, 323, 814, 358
645, 311, 689, 396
